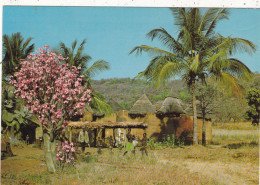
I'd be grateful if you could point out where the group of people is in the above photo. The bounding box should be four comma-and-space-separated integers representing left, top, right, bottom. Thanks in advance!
77, 128, 148, 156
123, 129, 148, 156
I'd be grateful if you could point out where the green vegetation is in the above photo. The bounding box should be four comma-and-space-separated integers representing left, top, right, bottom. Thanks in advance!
2, 33, 35, 138
59, 39, 112, 115
2, 32, 34, 78
130, 8, 256, 144
245, 88, 260, 125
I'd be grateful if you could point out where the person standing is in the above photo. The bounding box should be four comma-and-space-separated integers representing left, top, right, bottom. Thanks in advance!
123, 128, 134, 156
140, 133, 148, 157
78, 129, 85, 153
108, 136, 114, 152
26, 134, 30, 145
84, 130, 90, 148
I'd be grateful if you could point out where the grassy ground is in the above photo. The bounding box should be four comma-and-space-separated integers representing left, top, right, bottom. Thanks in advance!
1, 123, 259, 185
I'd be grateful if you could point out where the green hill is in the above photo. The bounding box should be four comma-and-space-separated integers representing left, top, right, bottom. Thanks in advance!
91, 78, 185, 110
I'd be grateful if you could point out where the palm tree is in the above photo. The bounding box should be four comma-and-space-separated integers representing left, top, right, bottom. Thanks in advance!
130, 8, 256, 144
59, 39, 111, 115
2, 32, 34, 78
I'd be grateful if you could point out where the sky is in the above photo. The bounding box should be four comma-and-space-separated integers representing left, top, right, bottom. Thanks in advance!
3, 7, 260, 80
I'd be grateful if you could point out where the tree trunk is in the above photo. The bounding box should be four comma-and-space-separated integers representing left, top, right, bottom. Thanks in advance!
43, 133, 57, 173
202, 111, 206, 146
191, 80, 198, 145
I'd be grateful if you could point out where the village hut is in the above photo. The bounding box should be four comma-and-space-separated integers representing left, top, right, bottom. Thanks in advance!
129, 94, 155, 118
156, 96, 185, 117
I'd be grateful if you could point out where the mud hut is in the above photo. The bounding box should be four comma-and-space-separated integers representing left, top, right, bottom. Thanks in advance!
129, 94, 155, 118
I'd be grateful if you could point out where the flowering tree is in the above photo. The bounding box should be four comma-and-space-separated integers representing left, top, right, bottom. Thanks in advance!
9, 46, 92, 172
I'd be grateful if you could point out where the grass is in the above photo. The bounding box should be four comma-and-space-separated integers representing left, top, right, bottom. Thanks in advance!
1, 122, 259, 185
213, 121, 259, 130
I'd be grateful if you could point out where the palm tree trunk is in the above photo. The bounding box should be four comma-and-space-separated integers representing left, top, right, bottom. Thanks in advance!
43, 133, 57, 173
202, 110, 206, 145
191, 80, 198, 145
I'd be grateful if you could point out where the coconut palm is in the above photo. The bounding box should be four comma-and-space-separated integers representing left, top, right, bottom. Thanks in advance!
130, 8, 256, 144
59, 39, 111, 115
2, 32, 35, 78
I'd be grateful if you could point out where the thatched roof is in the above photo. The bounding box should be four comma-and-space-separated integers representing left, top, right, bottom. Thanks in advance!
107, 98, 123, 112
129, 94, 155, 115
156, 96, 185, 115
68, 121, 147, 128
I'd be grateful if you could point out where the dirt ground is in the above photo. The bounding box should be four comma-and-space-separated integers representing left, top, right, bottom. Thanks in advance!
1, 141, 259, 185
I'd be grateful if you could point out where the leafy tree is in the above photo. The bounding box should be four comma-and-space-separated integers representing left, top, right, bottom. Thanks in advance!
59, 39, 111, 115
1, 83, 32, 138
2, 32, 34, 77
9, 46, 92, 172
2, 32, 35, 137
130, 8, 256, 144
245, 88, 260, 125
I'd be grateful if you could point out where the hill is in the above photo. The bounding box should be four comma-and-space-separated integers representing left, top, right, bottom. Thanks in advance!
91, 78, 186, 110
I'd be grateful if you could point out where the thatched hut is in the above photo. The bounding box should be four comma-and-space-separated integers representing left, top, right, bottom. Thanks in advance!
156, 96, 185, 117
129, 94, 155, 117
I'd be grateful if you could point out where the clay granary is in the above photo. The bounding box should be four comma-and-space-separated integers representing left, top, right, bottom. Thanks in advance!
67, 94, 212, 146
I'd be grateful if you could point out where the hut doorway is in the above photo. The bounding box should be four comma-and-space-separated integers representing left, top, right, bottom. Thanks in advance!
20, 123, 38, 144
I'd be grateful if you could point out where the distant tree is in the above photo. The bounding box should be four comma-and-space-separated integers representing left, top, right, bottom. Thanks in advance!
9, 46, 92, 172
2, 32, 34, 77
130, 8, 256, 144
245, 88, 260, 125
119, 102, 132, 110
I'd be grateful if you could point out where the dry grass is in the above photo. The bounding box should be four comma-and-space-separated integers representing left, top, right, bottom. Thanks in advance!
1, 122, 259, 185
213, 121, 259, 130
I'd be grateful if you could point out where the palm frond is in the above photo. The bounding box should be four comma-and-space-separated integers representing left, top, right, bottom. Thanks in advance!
147, 28, 186, 56
211, 72, 244, 98
230, 38, 257, 55
129, 45, 177, 58
205, 9, 229, 37
84, 60, 110, 78
60, 42, 70, 57
91, 96, 112, 116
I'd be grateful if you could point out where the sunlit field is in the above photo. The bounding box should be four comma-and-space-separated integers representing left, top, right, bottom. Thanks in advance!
1, 122, 259, 185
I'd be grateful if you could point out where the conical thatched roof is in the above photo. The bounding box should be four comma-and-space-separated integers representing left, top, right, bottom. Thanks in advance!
156, 96, 185, 115
107, 98, 123, 112
129, 94, 155, 115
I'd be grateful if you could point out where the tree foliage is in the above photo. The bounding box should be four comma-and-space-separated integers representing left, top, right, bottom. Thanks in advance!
9, 46, 92, 135
245, 88, 260, 125
59, 39, 111, 115
130, 8, 256, 144
2, 32, 34, 77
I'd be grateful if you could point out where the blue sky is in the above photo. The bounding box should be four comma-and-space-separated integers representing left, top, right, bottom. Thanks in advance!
3, 7, 260, 80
